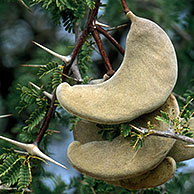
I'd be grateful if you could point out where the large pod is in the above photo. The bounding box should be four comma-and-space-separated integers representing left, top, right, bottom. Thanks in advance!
67, 95, 179, 181
56, 11, 177, 124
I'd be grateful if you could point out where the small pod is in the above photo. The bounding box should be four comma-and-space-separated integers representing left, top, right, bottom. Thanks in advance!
107, 157, 176, 190
68, 94, 179, 181
56, 11, 177, 124
168, 117, 194, 162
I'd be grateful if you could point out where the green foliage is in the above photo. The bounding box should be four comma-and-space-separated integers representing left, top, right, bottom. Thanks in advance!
37, 61, 59, 79
155, 111, 170, 124
120, 123, 132, 137
51, 70, 62, 90
0, 153, 22, 186
30, 0, 89, 31
69, 116, 82, 131
97, 123, 120, 141
85, 0, 95, 9
78, 39, 94, 78
0, 150, 33, 192
18, 162, 32, 192
155, 98, 194, 137
23, 108, 47, 132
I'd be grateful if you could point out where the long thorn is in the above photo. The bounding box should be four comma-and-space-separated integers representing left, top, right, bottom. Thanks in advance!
0, 114, 13, 119
95, 21, 110, 28
20, 64, 46, 68
29, 145, 67, 169
29, 82, 53, 100
32, 41, 71, 64
0, 136, 67, 169
107, 23, 129, 31
0, 135, 30, 150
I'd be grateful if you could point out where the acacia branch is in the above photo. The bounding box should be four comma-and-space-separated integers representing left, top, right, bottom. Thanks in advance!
66, 0, 100, 70
34, 0, 101, 146
130, 125, 194, 145
92, 28, 115, 76
96, 26, 125, 56
120, 0, 130, 14
34, 93, 57, 146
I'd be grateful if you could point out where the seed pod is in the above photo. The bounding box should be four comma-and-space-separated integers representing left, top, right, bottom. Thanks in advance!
56, 11, 177, 124
168, 117, 194, 162
107, 157, 176, 190
67, 94, 179, 181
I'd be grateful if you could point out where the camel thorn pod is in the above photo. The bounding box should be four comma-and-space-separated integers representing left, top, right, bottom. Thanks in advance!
168, 117, 194, 162
56, 11, 178, 124
67, 94, 179, 181
107, 156, 176, 190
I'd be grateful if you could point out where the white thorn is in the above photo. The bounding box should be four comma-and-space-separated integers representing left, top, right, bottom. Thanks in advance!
0, 114, 13, 119
29, 82, 53, 100
27, 144, 67, 169
32, 41, 71, 64
184, 144, 194, 148
95, 20, 110, 28
0, 136, 29, 150
21, 64, 46, 68
0, 136, 67, 169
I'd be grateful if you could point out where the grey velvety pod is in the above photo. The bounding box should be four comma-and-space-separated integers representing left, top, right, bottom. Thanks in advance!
73, 120, 102, 144
107, 157, 176, 190
168, 117, 194, 162
67, 95, 179, 181
56, 11, 177, 124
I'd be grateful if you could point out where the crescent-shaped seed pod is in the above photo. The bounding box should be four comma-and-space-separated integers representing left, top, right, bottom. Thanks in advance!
67, 94, 179, 181
107, 157, 176, 190
168, 117, 194, 162
56, 11, 177, 124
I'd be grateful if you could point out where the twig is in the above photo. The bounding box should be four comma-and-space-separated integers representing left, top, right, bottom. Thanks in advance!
173, 92, 194, 108
29, 81, 53, 100
70, 23, 83, 82
130, 124, 194, 145
20, 64, 46, 68
120, 0, 130, 14
66, 0, 101, 69
96, 26, 125, 56
92, 28, 115, 76
86, 40, 101, 55
34, 93, 57, 146
0, 114, 13, 119
58, 72, 81, 83
106, 23, 129, 31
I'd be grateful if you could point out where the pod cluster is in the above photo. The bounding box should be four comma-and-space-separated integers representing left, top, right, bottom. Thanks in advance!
56, 11, 194, 189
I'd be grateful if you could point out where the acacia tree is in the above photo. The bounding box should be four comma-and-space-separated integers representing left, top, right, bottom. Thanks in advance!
0, 0, 194, 193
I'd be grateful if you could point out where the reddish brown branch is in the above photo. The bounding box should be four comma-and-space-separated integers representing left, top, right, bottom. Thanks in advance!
120, 0, 130, 14
96, 26, 125, 56
34, 93, 57, 146
66, 0, 100, 69
92, 29, 115, 76
35, 0, 101, 146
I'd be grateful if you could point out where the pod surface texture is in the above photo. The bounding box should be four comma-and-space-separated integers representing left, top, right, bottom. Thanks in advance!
107, 157, 176, 190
